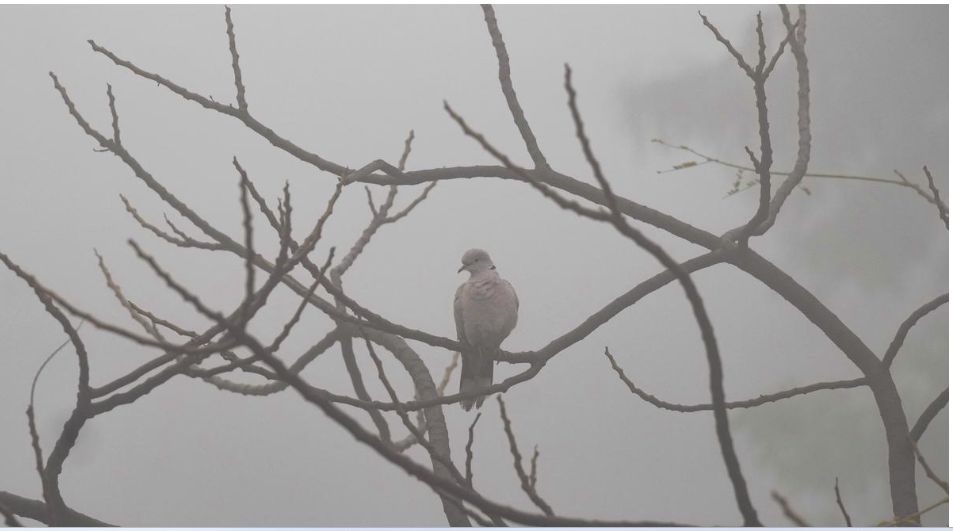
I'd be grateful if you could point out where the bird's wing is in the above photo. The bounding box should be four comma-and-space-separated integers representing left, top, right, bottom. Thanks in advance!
500, 278, 519, 337
504, 279, 519, 311
453, 282, 468, 345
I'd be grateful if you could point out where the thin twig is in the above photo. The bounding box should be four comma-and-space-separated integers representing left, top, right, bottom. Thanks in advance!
771, 491, 809, 526
437, 352, 460, 396
909, 437, 948, 493
655, 139, 927, 198
529, 445, 540, 490
922, 166, 948, 229
224, 6, 248, 111
465, 413, 481, 488
605, 347, 868, 412
834, 478, 853, 526
106, 84, 121, 145
895, 169, 939, 204
497, 396, 554, 516
875, 496, 949, 527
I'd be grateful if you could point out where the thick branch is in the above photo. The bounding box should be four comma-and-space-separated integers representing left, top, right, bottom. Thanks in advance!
0, 491, 112, 527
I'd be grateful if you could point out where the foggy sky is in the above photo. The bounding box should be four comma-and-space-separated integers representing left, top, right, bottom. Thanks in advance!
0, 5, 947, 527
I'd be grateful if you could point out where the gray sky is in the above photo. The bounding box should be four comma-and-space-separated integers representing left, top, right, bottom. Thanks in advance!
0, 4, 947, 527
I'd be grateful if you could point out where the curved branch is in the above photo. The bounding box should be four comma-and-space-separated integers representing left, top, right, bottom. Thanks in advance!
911, 388, 949, 442
605, 347, 868, 412
883, 293, 949, 368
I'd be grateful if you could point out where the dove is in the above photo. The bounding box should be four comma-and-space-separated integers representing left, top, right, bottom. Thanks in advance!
454, 248, 519, 410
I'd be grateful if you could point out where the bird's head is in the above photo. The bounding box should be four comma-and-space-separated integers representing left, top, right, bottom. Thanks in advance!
458, 248, 496, 274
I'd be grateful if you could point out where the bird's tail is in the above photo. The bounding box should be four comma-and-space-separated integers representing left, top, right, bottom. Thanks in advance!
460, 349, 494, 411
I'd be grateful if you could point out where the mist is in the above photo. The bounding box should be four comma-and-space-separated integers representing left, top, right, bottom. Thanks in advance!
0, 5, 947, 527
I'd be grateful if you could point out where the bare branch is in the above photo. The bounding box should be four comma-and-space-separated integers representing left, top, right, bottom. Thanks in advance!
224, 6, 248, 111
755, 4, 811, 233
481, 4, 548, 169
191, 330, 340, 397
835, 478, 853, 526
699, 12, 755, 78
763, 17, 797, 78
437, 352, 460, 396
163, 213, 195, 242
465, 413, 481, 488
235, 159, 282, 234
895, 169, 941, 204
25, 407, 53, 525
128, 300, 196, 338
911, 387, 948, 442
771, 491, 810, 526
529, 445, 540, 490
364, 186, 379, 216
653, 139, 926, 199
362, 334, 467, 487
605, 347, 868, 412
0, 250, 234, 354
909, 437, 948, 494
97, 251, 167, 341
106, 83, 121, 145
120, 195, 222, 251
30, 321, 87, 410
497, 396, 554, 516
247, 335, 691, 526
0, 501, 22, 527
883, 293, 948, 368
384, 181, 437, 224
88, 38, 733, 256
237, 163, 257, 321
16, 287, 92, 522
922, 166, 949, 229
267, 277, 322, 354
0, 491, 112, 527
450, 63, 761, 525
25, 317, 89, 527
754, 12, 767, 73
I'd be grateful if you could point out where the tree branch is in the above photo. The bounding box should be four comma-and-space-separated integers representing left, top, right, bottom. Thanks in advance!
481, 5, 548, 170
604, 346, 868, 412
910, 387, 948, 442
921, 166, 948, 229
0, 491, 112, 527
835, 478, 852, 526
883, 293, 948, 368
497, 396, 554, 516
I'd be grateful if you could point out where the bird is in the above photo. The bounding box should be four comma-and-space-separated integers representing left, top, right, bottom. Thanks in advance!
454, 248, 519, 410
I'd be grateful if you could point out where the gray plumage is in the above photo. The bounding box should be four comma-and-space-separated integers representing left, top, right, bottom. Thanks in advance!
454, 249, 519, 410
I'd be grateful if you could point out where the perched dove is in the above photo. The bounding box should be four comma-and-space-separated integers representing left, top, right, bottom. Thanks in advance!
454, 248, 519, 410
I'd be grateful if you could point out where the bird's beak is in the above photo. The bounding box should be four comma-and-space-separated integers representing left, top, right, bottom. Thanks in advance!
457, 265, 465, 273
